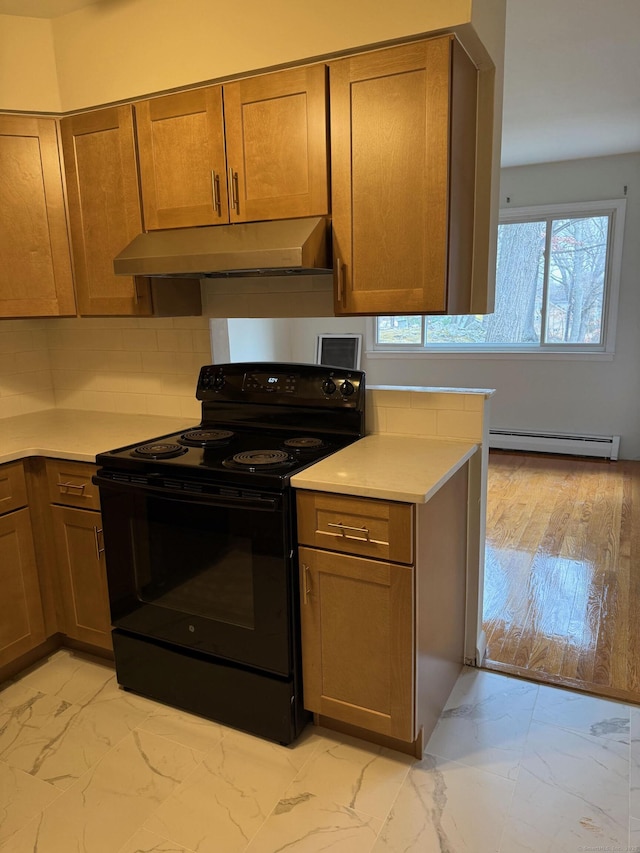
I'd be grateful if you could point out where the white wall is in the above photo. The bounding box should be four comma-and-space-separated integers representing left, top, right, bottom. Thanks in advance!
227, 318, 293, 363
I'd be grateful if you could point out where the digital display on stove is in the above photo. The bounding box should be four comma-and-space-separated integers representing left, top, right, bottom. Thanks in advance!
243, 372, 296, 394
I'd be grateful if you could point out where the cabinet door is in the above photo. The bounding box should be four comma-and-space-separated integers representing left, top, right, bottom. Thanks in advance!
0, 116, 75, 317
330, 36, 476, 315
0, 508, 46, 667
299, 546, 414, 741
61, 106, 152, 316
136, 87, 229, 229
51, 505, 112, 651
223, 64, 329, 223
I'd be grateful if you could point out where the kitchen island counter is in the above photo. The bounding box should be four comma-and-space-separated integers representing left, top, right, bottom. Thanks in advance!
0, 409, 199, 464
291, 434, 478, 504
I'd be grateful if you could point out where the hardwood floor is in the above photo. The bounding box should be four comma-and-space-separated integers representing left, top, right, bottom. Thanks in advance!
482, 450, 640, 704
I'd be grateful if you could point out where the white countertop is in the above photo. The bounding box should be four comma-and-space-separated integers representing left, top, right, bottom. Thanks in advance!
291, 434, 478, 503
0, 409, 199, 464
0, 411, 478, 504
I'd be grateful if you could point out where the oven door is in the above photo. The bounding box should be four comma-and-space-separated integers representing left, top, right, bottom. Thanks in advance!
96, 474, 295, 676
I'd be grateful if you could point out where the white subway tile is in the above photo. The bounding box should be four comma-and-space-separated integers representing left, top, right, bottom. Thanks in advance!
436, 410, 483, 440
385, 407, 438, 436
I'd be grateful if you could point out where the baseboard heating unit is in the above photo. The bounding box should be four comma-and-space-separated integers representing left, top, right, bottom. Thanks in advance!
489, 429, 620, 461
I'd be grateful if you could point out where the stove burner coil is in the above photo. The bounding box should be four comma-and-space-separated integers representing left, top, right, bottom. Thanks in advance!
283, 437, 327, 450
131, 442, 188, 460
223, 449, 292, 471
179, 428, 235, 447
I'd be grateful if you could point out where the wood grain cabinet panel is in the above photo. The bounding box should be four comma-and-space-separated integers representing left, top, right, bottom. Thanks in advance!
297, 490, 413, 564
330, 35, 479, 315
298, 545, 414, 741
51, 505, 112, 651
47, 459, 111, 651
0, 507, 46, 668
136, 65, 328, 230
0, 460, 28, 515
0, 115, 75, 318
0, 460, 46, 669
135, 87, 229, 230
45, 459, 100, 511
60, 106, 153, 316
223, 64, 329, 222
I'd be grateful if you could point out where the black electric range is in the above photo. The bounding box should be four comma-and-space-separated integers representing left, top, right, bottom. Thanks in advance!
93, 362, 365, 744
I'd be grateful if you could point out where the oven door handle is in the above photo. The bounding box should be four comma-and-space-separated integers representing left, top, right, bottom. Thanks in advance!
93, 473, 281, 511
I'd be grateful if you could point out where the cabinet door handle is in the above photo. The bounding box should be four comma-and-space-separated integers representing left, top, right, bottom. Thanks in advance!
303, 564, 312, 604
94, 526, 105, 560
327, 521, 371, 541
58, 481, 86, 494
229, 167, 239, 213
211, 171, 222, 215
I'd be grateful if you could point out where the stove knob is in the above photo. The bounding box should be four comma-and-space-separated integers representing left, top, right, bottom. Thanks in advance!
212, 375, 225, 391
321, 378, 337, 395
340, 379, 355, 397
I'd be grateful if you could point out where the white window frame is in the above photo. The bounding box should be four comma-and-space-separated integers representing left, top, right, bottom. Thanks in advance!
367, 198, 626, 360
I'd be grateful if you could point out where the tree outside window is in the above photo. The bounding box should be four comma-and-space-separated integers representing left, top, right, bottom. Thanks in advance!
374, 200, 623, 353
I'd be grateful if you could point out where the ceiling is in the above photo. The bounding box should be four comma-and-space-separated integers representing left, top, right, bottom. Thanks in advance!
0, 0, 638, 167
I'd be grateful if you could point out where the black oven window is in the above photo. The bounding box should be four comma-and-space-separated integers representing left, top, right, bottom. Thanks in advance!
135, 497, 256, 630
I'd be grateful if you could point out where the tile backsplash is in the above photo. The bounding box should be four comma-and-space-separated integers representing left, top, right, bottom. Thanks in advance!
0, 320, 54, 417
0, 317, 212, 421
367, 387, 491, 441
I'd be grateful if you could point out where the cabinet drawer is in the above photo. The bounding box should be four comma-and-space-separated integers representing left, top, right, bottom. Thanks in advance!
0, 461, 28, 516
296, 490, 413, 564
46, 459, 100, 510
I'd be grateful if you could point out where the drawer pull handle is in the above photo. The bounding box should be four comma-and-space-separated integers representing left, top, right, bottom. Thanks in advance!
303, 564, 312, 604
94, 526, 105, 560
58, 481, 86, 494
327, 521, 370, 541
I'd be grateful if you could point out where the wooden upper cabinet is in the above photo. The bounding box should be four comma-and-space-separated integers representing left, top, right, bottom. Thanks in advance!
0, 115, 75, 318
330, 36, 478, 316
223, 64, 329, 222
61, 106, 152, 316
135, 87, 229, 229
135, 65, 329, 230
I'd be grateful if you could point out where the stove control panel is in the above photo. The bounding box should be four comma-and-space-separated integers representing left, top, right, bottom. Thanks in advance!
196, 362, 365, 410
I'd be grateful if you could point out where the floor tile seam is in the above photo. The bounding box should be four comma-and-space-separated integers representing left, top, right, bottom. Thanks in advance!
495, 764, 521, 853
529, 713, 632, 746
0, 753, 64, 798
421, 748, 523, 784
363, 759, 413, 848
284, 759, 399, 823
242, 787, 386, 852
132, 719, 224, 762
282, 738, 415, 822
525, 715, 633, 753
131, 824, 199, 853
0, 809, 45, 850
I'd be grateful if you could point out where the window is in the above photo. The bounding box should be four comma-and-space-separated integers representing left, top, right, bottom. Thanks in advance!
372, 199, 625, 355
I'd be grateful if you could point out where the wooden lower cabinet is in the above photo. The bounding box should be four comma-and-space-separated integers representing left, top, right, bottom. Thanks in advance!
297, 470, 469, 754
299, 546, 414, 741
0, 507, 46, 668
50, 504, 112, 651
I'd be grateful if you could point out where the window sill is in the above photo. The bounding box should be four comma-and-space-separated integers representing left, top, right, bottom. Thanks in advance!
365, 349, 615, 361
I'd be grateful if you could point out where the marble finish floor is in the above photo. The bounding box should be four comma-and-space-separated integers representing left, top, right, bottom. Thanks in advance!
0, 649, 638, 852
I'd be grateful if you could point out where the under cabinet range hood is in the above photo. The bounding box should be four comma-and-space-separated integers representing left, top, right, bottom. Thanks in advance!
113, 216, 332, 279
